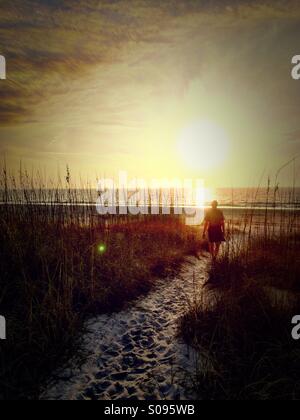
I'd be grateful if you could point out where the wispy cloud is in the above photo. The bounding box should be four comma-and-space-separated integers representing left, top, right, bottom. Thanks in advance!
1, 0, 300, 185
0, 0, 299, 124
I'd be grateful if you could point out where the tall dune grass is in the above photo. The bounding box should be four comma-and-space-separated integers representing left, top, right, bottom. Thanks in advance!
180, 180, 300, 400
0, 168, 201, 400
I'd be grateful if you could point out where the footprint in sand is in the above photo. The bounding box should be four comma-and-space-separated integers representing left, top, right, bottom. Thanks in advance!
41, 257, 208, 400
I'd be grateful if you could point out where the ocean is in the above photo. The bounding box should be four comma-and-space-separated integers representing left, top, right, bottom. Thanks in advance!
1, 188, 299, 209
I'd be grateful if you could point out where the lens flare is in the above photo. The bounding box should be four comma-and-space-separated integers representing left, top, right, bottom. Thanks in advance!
98, 244, 107, 254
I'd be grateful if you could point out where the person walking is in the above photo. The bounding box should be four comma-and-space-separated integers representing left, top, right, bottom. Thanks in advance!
202, 200, 225, 261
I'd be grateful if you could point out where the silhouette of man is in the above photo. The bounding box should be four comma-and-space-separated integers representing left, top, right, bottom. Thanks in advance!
202, 200, 225, 260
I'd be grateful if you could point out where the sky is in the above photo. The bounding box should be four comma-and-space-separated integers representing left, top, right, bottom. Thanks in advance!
0, 0, 300, 188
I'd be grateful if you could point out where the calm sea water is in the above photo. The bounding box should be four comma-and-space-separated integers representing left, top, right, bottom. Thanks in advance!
211, 188, 300, 208
1, 188, 300, 209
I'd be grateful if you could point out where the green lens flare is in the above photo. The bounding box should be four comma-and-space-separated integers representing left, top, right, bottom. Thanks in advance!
98, 244, 106, 254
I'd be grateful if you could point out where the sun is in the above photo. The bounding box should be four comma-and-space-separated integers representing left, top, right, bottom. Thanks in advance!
177, 120, 229, 171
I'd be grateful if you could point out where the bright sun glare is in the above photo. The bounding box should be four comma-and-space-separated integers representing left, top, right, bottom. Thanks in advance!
177, 120, 229, 171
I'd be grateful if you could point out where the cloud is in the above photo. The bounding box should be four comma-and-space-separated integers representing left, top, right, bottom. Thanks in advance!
0, 0, 300, 186
0, 0, 299, 124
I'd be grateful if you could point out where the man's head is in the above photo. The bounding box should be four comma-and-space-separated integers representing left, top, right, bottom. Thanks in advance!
211, 200, 218, 209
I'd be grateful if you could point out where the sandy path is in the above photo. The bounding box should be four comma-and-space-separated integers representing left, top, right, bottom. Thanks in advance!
42, 256, 208, 400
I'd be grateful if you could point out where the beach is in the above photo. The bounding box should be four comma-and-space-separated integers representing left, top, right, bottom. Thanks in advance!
42, 256, 209, 400
0, 186, 299, 399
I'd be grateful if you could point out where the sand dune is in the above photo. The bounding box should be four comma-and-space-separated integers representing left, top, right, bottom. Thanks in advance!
41, 256, 209, 400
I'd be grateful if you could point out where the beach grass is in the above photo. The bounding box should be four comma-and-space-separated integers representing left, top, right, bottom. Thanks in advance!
0, 169, 203, 399
180, 188, 300, 400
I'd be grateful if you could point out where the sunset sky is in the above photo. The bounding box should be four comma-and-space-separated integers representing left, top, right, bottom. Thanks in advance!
0, 0, 300, 188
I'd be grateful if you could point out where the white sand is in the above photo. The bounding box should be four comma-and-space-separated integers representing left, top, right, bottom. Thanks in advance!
41, 256, 209, 400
